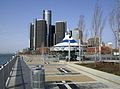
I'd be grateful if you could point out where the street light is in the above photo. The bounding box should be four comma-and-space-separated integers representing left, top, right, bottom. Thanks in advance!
118, 30, 120, 70
79, 38, 81, 62
99, 36, 101, 61
68, 35, 71, 62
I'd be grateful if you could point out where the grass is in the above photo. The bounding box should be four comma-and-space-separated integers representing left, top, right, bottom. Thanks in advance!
76, 62, 120, 76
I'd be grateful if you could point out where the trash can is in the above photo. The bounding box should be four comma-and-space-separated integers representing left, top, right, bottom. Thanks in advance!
31, 66, 45, 89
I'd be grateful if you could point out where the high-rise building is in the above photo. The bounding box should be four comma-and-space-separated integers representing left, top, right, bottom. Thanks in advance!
29, 23, 34, 50
55, 21, 66, 44
72, 28, 83, 43
34, 19, 47, 49
50, 25, 55, 46
43, 10, 52, 47
30, 10, 67, 50
69, 31, 72, 37
87, 37, 99, 47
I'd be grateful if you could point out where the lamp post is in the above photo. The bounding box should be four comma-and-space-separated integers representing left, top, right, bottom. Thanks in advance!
94, 36, 97, 67
79, 38, 81, 62
68, 35, 71, 62
41, 42, 45, 65
118, 31, 120, 70
99, 36, 101, 61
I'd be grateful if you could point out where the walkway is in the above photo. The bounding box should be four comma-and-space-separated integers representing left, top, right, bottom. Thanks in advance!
6, 57, 32, 89
5, 55, 120, 89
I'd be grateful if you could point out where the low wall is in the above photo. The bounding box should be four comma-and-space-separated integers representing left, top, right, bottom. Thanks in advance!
0, 55, 17, 89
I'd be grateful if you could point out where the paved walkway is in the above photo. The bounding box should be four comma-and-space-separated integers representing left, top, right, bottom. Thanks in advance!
67, 62, 120, 89
6, 57, 32, 89
5, 55, 120, 89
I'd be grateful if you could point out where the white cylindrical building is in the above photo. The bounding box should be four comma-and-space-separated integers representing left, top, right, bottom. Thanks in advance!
43, 10, 52, 47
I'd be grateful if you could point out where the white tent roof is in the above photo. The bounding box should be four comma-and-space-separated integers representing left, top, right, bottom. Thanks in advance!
54, 34, 79, 47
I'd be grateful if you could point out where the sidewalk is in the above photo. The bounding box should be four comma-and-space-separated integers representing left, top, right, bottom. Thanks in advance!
67, 62, 120, 89
6, 57, 32, 89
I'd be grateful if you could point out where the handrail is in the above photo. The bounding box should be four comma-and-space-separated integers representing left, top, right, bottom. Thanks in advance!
0, 55, 17, 89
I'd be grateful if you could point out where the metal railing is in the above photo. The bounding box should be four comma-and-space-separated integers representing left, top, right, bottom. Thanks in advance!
85, 54, 119, 62
0, 55, 17, 89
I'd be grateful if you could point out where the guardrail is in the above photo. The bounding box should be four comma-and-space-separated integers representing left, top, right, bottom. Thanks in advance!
0, 55, 17, 89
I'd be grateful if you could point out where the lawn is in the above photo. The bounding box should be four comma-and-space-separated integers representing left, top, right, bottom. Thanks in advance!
76, 62, 120, 76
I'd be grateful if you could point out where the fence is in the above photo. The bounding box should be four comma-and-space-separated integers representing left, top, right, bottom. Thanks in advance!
44, 55, 59, 62
85, 54, 119, 61
0, 55, 17, 89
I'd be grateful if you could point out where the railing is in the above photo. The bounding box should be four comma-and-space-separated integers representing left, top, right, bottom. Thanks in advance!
85, 54, 119, 62
0, 55, 17, 89
44, 55, 59, 62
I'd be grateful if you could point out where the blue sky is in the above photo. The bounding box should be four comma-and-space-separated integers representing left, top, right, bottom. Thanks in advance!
0, 0, 115, 53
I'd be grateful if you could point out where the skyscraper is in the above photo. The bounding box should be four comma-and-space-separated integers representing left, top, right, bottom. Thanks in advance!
34, 19, 47, 49
72, 28, 83, 43
29, 23, 34, 50
50, 25, 55, 46
43, 10, 52, 47
29, 10, 67, 50
55, 21, 66, 44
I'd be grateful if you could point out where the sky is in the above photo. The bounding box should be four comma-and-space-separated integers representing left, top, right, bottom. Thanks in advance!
0, 0, 116, 53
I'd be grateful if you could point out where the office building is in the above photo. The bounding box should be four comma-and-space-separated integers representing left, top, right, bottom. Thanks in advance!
107, 42, 112, 48
69, 31, 72, 37
72, 28, 83, 43
34, 19, 47, 49
87, 37, 99, 47
43, 10, 52, 47
50, 25, 55, 46
29, 10, 67, 51
29, 23, 34, 50
55, 21, 66, 44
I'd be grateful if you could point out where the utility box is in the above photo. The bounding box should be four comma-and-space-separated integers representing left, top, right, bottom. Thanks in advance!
31, 65, 45, 89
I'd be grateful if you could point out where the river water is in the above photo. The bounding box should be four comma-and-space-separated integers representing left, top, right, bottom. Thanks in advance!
0, 54, 15, 65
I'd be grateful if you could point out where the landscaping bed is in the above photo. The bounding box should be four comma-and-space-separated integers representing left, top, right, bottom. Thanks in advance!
76, 62, 120, 76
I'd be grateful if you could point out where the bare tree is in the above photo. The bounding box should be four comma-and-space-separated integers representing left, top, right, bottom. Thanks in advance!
109, 11, 117, 47
84, 29, 88, 44
78, 15, 85, 62
92, 0, 105, 65
78, 15, 85, 44
109, 0, 120, 69
109, 3, 119, 48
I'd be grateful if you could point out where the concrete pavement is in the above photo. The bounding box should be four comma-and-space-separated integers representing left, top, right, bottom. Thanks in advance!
6, 57, 32, 89
67, 62, 120, 89
6, 55, 120, 89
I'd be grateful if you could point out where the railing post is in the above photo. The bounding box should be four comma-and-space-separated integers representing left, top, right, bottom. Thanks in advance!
0, 65, 5, 89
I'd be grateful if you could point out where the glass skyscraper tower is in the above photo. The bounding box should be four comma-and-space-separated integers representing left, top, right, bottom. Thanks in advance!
43, 10, 52, 47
